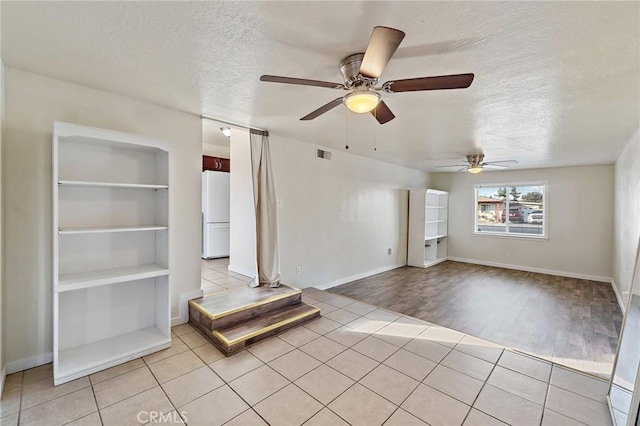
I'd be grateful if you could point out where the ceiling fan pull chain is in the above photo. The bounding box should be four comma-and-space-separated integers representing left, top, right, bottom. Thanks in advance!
345, 108, 350, 150
374, 108, 378, 151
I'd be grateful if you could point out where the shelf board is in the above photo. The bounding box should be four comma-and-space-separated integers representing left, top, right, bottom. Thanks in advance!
422, 257, 448, 268
425, 234, 447, 240
426, 206, 447, 209
56, 326, 170, 385
57, 264, 169, 292
59, 225, 168, 235
59, 180, 168, 190
425, 220, 447, 224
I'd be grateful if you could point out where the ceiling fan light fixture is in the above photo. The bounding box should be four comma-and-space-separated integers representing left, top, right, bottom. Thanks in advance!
343, 91, 381, 113
468, 165, 483, 174
220, 127, 231, 137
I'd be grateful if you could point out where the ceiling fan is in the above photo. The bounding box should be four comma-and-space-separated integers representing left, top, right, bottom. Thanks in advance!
435, 154, 519, 173
259, 26, 474, 125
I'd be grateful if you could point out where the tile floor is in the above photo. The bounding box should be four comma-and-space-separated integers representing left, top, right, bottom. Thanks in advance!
0, 288, 613, 426
201, 258, 251, 295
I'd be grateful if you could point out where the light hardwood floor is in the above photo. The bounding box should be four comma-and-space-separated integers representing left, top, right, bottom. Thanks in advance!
329, 261, 623, 376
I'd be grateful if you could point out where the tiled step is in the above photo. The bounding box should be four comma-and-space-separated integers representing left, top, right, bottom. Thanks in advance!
212, 302, 320, 354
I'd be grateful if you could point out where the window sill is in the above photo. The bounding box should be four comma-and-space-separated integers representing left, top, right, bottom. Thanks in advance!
472, 231, 548, 241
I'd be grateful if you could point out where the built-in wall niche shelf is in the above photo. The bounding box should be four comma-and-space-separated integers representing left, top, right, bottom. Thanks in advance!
408, 189, 449, 269
53, 121, 171, 385
58, 180, 168, 190
58, 225, 168, 235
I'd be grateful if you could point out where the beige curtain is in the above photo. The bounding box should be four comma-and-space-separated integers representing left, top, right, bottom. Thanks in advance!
249, 130, 281, 287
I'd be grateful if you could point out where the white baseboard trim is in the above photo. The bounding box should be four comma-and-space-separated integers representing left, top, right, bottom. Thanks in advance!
228, 264, 256, 279
315, 263, 406, 291
610, 279, 625, 313
6, 352, 53, 375
171, 289, 204, 327
447, 257, 612, 283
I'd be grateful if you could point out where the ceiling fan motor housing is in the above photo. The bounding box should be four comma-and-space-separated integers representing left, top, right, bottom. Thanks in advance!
340, 53, 377, 88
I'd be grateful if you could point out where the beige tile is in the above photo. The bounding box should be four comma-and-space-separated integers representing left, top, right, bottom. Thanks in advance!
304, 290, 334, 301
278, 327, 321, 347
179, 385, 249, 426
364, 309, 401, 322
545, 385, 611, 426
323, 296, 354, 308
455, 335, 504, 364
179, 331, 209, 349
474, 384, 543, 426
301, 294, 320, 304
162, 366, 224, 407
22, 364, 53, 386
346, 316, 389, 334
94, 367, 157, 409
463, 409, 507, 426
550, 366, 609, 403
247, 337, 295, 363
143, 338, 190, 364
328, 383, 397, 426
229, 365, 290, 405
0, 387, 21, 418
171, 323, 197, 336
342, 301, 377, 316
352, 336, 399, 362
268, 349, 321, 381
441, 350, 494, 381
21, 376, 91, 410
424, 364, 484, 405
384, 349, 437, 381
383, 409, 429, 426
148, 350, 205, 384
3, 373, 23, 392
192, 343, 226, 364
20, 387, 97, 426
225, 409, 268, 426
0, 413, 18, 426
303, 317, 342, 335
326, 325, 370, 347
90, 358, 145, 385
541, 409, 586, 426
415, 326, 465, 348
487, 365, 547, 405
304, 408, 349, 426
374, 321, 428, 347
151, 410, 186, 425
324, 309, 361, 325
401, 384, 470, 426
326, 349, 379, 381
299, 336, 347, 362
498, 351, 551, 382
360, 364, 419, 405
404, 338, 451, 363
65, 412, 102, 426
310, 301, 339, 315
210, 351, 264, 382
295, 365, 354, 405
254, 384, 322, 426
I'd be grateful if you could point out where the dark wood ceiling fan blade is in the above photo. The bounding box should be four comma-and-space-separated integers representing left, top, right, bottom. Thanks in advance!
371, 100, 395, 124
386, 73, 474, 92
260, 75, 345, 89
359, 26, 405, 79
300, 98, 343, 121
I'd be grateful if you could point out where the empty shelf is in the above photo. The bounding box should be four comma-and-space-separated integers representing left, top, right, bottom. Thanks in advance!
58, 180, 168, 190
57, 264, 169, 292
59, 225, 168, 235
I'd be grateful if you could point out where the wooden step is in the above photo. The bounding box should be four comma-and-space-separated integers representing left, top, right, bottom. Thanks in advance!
210, 302, 320, 355
189, 285, 301, 331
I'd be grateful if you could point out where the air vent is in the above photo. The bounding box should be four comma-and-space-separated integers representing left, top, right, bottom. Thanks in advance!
316, 148, 332, 160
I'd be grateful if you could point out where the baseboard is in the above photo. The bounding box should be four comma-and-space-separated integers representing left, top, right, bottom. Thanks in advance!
6, 352, 53, 375
315, 263, 406, 291
610, 279, 626, 313
447, 257, 612, 283
228, 264, 256, 279
171, 289, 204, 327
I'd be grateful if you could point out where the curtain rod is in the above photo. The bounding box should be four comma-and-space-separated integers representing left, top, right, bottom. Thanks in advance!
201, 115, 268, 133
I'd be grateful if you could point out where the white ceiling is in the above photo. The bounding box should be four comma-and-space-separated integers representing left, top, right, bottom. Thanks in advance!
2, 1, 639, 171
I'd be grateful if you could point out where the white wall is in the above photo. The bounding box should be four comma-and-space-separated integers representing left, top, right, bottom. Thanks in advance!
613, 129, 640, 304
228, 128, 257, 278
2, 69, 202, 371
269, 136, 428, 289
431, 165, 614, 282
0, 0, 5, 390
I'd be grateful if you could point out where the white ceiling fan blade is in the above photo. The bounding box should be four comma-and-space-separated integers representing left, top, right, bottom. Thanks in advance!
434, 164, 469, 169
483, 164, 509, 168
483, 160, 519, 165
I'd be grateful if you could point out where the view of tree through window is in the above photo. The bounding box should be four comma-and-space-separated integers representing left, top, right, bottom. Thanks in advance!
474, 183, 546, 237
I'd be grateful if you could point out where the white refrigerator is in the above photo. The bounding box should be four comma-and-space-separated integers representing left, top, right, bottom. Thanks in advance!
202, 170, 230, 259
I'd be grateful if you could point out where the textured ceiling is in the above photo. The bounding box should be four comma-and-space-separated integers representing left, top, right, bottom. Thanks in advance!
2, 1, 639, 171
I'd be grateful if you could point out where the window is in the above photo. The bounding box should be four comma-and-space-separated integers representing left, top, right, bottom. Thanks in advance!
474, 182, 547, 238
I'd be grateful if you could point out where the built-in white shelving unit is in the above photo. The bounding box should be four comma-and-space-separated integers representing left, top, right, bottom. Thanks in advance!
408, 189, 449, 268
53, 121, 171, 385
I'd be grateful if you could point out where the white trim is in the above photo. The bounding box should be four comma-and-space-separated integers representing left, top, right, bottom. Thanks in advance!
6, 352, 53, 375
0, 367, 6, 396
448, 257, 612, 283
228, 264, 256, 279
171, 289, 204, 327
314, 263, 406, 290
610, 279, 626, 313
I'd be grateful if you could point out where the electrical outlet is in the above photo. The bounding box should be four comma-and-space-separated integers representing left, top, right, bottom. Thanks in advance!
388, 248, 393, 255
506, 250, 512, 257
296, 266, 301, 274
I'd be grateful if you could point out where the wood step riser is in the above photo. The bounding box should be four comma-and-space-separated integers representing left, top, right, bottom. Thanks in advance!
189, 291, 301, 331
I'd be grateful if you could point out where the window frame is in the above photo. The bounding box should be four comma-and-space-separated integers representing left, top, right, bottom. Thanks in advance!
473, 181, 548, 240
